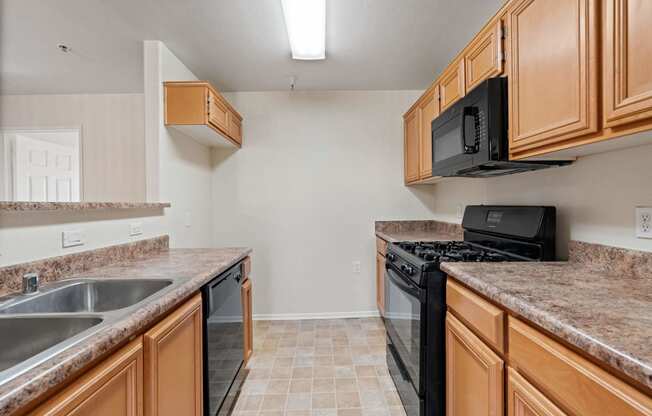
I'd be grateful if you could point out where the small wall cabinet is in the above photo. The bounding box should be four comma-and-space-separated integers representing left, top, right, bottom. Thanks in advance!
164, 81, 243, 148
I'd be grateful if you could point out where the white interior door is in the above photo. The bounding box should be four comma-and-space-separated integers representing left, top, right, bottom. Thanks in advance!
12, 132, 80, 202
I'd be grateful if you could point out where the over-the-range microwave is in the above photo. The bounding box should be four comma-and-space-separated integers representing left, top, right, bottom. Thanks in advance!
431, 77, 571, 177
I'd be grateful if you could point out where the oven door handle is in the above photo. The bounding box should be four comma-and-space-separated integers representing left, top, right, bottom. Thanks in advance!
386, 266, 424, 302
462, 106, 480, 154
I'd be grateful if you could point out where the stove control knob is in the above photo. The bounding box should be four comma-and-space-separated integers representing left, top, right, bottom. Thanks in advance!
387, 253, 396, 262
401, 265, 415, 275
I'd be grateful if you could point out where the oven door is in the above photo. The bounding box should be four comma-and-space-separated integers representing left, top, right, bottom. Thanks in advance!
384, 264, 426, 394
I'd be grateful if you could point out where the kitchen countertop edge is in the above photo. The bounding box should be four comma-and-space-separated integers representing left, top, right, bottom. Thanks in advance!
440, 261, 652, 391
0, 247, 252, 416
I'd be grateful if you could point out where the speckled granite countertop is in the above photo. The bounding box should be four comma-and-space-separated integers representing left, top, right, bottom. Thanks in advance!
375, 220, 463, 243
441, 252, 652, 390
0, 247, 251, 416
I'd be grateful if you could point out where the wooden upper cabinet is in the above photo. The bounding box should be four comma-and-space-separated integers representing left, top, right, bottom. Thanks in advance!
446, 313, 504, 416
164, 81, 243, 148
418, 86, 440, 179
404, 109, 420, 183
144, 294, 203, 416
242, 278, 253, 365
33, 338, 143, 416
440, 59, 466, 112
465, 21, 504, 91
507, 368, 567, 416
603, 0, 652, 127
508, 0, 599, 156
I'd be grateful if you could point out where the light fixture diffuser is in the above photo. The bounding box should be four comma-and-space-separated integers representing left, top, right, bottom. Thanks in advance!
281, 0, 326, 60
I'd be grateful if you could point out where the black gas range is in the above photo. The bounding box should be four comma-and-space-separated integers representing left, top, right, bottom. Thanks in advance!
384, 206, 556, 416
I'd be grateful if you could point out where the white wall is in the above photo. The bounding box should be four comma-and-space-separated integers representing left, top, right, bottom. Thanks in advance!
211, 90, 439, 318
143, 41, 214, 248
422, 141, 652, 257
0, 210, 166, 266
0, 94, 146, 202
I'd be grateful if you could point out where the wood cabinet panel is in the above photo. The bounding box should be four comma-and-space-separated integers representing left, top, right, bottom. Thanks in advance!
144, 294, 202, 416
604, 0, 652, 127
208, 91, 229, 133
509, 317, 652, 416
376, 237, 388, 256
33, 338, 143, 416
446, 313, 504, 416
508, 0, 598, 154
440, 59, 466, 112
465, 21, 504, 91
507, 367, 567, 416
418, 86, 439, 179
446, 280, 505, 353
375, 253, 385, 316
228, 111, 243, 144
242, 278, 253, 364
404, 109, 420, 183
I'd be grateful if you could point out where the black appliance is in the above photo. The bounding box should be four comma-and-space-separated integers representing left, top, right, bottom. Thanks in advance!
384, 205, 556, 416
431, 77, 571, 177
202, 262, 248, 416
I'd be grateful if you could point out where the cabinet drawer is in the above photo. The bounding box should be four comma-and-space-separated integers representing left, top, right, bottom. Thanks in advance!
446, 279, 504, 353
376, 237, 388, 256
509, 317, 652, 416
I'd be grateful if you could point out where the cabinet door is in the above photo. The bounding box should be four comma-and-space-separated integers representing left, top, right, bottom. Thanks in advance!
508, 0, 598, 155
440, 59, 465, 112
446, 313, 503, 416
418, 86, 440, 179
465, 21, 504, 91
375, 253, 385, 316
144, 294, 202, 416
242, 278, 253, 364
404, 109, 420, 183
208, 91, 229, 133
228, 111, 243, 144
507, 368, 567, 416
33, 338, 143, 416
604, 0, 652, 127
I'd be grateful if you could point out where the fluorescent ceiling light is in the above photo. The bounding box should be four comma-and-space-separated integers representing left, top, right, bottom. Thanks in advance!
281, 0, 326, 60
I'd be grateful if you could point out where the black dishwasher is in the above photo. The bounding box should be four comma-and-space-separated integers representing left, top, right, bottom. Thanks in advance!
202, 262, 247, 416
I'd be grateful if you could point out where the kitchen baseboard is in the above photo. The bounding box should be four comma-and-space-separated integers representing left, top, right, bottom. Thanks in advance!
253, 310, 381, 321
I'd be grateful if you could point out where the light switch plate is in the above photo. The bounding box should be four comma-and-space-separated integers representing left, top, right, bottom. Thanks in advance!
352, 261, 361, 274
636, 207, 652, 239
130, 222, 143, 236
62, 230, 84, 248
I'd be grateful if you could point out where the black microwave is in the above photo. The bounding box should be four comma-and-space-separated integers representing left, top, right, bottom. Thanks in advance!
431, 77, 571, 177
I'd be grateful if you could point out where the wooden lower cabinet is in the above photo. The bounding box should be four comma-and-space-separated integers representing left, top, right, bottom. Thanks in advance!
33, 338, 143, 416
144, 294, 203, 416
242, 278, 253, 364
507, 367, 567, 416
375, 252, 385, 315
445, 313, 504, 416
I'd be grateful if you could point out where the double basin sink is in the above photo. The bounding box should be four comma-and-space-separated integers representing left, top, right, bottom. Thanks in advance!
0, 278, 175, 384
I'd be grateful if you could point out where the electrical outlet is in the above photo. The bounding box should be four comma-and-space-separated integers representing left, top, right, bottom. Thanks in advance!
352, 261, 361, 274
636, 207, 652, 239
62, 230, 84, 248
456, 205, 464, 220
129, 222, 143, 236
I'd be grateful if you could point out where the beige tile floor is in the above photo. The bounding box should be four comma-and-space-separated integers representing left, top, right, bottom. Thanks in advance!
234, 318, 406, 416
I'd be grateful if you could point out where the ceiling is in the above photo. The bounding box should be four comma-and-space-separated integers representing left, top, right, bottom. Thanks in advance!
1, 0, 504, 94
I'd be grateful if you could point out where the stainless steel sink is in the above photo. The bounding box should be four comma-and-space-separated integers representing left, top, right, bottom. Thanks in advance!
0, 279, 173, 314
0, 277, 179, 384
0, 316, 103, 372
